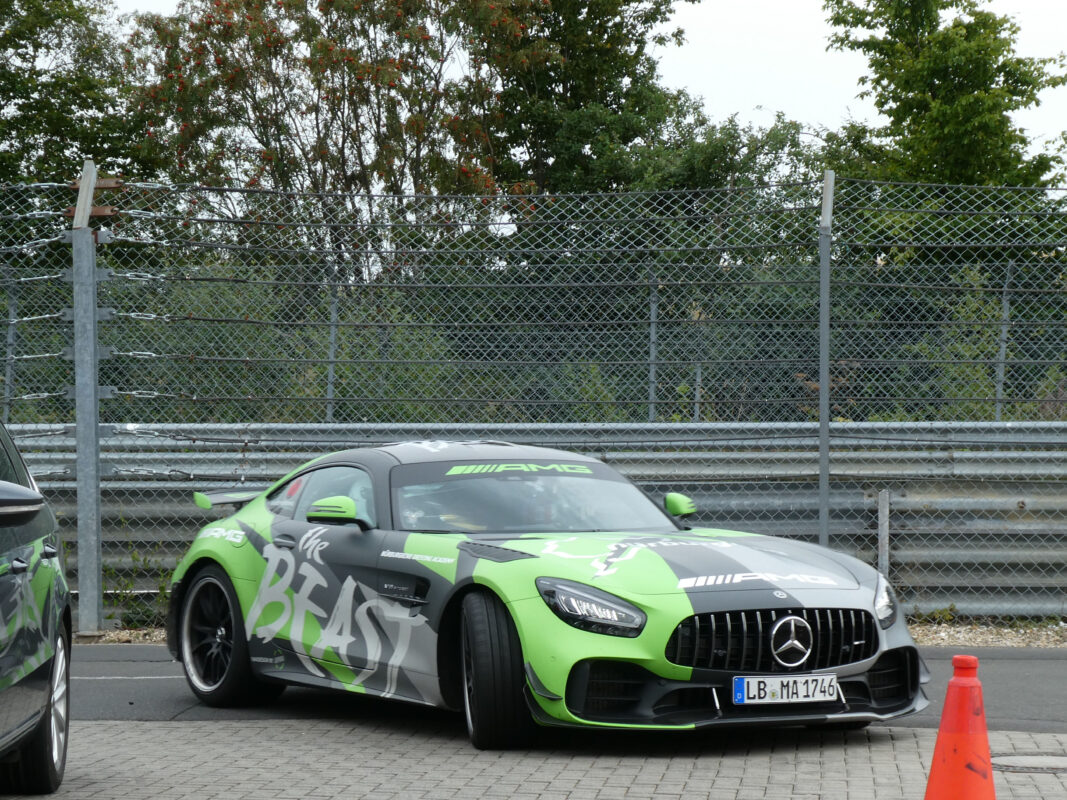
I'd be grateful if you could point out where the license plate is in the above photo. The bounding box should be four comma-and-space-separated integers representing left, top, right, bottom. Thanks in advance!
732, 674, 839, 705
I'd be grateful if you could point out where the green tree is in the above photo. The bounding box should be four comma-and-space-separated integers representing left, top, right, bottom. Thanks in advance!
824, 0, 1066, 185
1, 0, 153, 182
126, 0, 700, 195
638, 113, 819, 190
125, 0, 488, 194
456, 0, 698, 193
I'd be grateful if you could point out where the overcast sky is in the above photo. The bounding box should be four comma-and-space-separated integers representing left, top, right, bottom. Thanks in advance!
653, 0, 1067, 149
114, 0, 1067, 149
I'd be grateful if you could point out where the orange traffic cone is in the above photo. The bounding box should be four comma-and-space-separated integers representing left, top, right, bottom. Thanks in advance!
923, 654, 995, 800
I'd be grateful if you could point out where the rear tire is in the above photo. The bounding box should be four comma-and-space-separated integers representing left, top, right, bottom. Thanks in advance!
4, 621, 70, 794
460, 591, 535, 750
179, 565, 283, 706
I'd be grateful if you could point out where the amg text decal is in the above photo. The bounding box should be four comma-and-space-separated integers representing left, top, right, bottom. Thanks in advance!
678, 572, 839, 589
446, 463, 594, 475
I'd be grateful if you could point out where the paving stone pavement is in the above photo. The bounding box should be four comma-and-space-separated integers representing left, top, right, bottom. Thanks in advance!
5, 721, 1065, 800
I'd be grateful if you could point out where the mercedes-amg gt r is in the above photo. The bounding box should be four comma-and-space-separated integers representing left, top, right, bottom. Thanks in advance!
167, 441, 928, 748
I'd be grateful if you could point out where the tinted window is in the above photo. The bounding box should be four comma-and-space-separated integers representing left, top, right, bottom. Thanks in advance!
391, 460, 675, 534
265, 474, 306, 519
0, 427, 22, 487
269, 466, 376, 526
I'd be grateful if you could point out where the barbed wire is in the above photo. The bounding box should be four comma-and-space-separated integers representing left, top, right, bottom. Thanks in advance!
0, 273, 66, 286
3, 313, 66, 325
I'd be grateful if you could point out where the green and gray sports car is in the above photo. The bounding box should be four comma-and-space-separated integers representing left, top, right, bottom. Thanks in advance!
166, 441, 928, 748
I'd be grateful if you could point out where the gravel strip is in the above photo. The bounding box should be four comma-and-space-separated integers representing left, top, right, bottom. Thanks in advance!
909, 622, 1067, 648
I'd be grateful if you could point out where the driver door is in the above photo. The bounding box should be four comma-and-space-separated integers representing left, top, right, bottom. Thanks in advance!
246, 464, 386, 680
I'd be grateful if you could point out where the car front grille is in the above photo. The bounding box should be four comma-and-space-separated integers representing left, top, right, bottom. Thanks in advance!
665, 608, 879, 672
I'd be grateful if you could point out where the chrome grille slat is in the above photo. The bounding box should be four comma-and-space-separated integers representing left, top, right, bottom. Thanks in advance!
725, 614, 734, 671
815, 609, 826, 669
709, 614, 717, 670
740, 612, 749, 670
755, 610, 764, 670
837, 609, 845, 667
665, 608, 879, 672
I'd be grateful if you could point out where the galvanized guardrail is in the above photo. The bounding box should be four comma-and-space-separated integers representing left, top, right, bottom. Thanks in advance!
13, 421, 1067, 621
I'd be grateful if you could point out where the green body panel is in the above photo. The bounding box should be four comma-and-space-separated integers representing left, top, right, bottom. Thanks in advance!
397, 533, 461, 584
507, 596, 697, 729
171, 513, 772, 719
447, 533, 699, 727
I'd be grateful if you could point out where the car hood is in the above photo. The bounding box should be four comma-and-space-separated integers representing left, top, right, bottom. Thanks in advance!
498, 528, 863, 596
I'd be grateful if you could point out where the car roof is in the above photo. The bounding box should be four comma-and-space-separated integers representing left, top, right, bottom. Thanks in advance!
318, 440, 600, 466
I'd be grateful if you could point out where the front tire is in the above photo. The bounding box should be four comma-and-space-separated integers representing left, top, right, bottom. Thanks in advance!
460, 591, 535, 750
4, 621, 70, 794
179, 565, 282, 706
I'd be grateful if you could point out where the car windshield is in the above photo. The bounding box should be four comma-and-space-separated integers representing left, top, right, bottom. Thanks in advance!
391, 460, 677, 534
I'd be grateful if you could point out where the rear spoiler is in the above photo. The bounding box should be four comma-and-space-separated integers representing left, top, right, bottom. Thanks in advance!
193, 490, 260, 510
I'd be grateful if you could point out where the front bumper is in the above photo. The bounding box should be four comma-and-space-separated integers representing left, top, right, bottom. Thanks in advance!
538, 646, 928, 729
510, 594, 929, 730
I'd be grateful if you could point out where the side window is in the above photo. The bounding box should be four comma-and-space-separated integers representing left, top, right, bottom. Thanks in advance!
292, 466, 376, 527
0, 426, 45, 552
265, 474, 306, 519
0, 428, 23, 488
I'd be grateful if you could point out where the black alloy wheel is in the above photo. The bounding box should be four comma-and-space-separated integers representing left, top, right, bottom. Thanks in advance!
179, 565, 282, 706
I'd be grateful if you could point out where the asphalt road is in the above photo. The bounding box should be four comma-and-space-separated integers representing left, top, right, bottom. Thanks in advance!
69, 644, 1067, 734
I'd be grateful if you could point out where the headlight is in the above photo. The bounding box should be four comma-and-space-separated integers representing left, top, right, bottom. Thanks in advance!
535, 577, 646, 637
874, 574, 898, 629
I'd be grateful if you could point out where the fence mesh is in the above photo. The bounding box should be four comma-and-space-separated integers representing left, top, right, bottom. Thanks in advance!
2, 176, 1065, 626
830, 179, 1067, 619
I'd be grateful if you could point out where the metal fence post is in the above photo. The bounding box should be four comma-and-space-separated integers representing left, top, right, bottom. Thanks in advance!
326, 281, 339, 423
818, 170, 835, 549
70, 160, 104, 633
877, 489, 890, 577
648, 271, 658, 424
3, 263, 15, 424
995, 261, 1014, 422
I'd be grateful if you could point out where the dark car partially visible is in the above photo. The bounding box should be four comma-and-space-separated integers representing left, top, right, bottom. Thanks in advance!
0, 423, 70, 794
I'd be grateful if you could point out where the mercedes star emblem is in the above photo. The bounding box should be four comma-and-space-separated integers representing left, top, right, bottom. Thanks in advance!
770, 615, 814, 668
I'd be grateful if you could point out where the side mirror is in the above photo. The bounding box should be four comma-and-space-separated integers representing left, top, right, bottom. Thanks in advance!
306, 495, 371, 530
0, 479, 45, 523
664, 492, 696, 518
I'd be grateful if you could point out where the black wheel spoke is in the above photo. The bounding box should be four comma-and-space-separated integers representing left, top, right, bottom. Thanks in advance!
182, 572, 241, 695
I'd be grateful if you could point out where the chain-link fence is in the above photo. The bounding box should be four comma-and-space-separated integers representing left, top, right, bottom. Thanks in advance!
3, 173, 1065, 627
830, 180, 1067, 619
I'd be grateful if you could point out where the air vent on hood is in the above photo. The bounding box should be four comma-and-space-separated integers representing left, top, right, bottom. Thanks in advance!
457, 541, 536, 563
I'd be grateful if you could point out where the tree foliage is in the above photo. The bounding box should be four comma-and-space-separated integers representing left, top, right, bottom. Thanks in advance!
824, 0, 1067, 185
459, 0, 698, 193
124, 0, 706, 194
0, 0, 156, 182
124, 0, 486, 193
